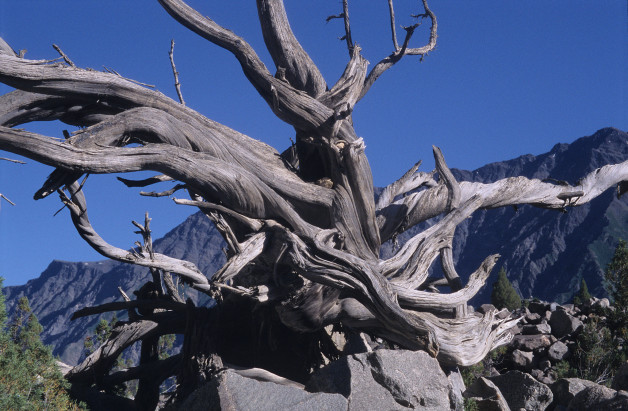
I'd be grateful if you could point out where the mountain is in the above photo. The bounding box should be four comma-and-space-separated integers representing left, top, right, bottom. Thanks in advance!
3, 211, 226, 365
3, 127, 627, 365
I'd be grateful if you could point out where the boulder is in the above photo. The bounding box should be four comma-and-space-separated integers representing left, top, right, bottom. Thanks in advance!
177, 369, 348, 411
464, 377, 511, 411
549, 309, 583, 338
488, 370, 553, 411
306, 349, 453, 410
524, 312, 542, 324
530, 369, 544, 380
479, 303, 498, 314
510, 349, 534, 370
528, 301, 549, 315
446, 367, 466, 411
547, 340, 570, 362
522, 322, 552, 335
550, 378, 599, 409
567, 384, 628, 410
511, 334, 553, 351
612, 361, 628, 391
593, 298, 611, 309
538, 359, 552, 371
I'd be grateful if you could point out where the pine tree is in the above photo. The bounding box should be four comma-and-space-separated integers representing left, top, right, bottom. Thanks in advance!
0, 280, 82, 410
0, 278, 6, 328
605, 239, 628, 310
491, 268, 521, 310
573, 278, 593, 305
605, 239, 628, 354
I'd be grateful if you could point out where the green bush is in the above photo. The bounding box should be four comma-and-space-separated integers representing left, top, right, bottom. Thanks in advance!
491, 268, 521, 310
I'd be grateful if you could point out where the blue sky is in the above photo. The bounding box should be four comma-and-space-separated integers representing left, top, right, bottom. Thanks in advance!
0, 1, 626, 286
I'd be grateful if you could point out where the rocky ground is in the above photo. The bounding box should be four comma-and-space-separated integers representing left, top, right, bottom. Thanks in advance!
150, 299, 628, 410
464, 298, 628, 410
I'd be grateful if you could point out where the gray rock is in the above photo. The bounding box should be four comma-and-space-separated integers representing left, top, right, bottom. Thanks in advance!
464, 377, 511, 411
511, 334, 553, 351
522, 322, 552, 335
525, 312, 542, 324
178, 369, 348, 411
549, 309, 583, 338
488, 370, 553, 411
530, 369, 545, 380
550, 302, 560, 312
593, 298, 611, 309
446, 367, 466, 411
511, 349, 534, 370
567, 384, 628, 410
561, 303, 575, 313
539, 374, 556, 386
539, 359, 552, 371
612, 361, 628, 391
548, 341, 570, 362
550, 378, 599, 408
528, 301, 549, 315
306, 349, 453, 410
479, 303, 498, 314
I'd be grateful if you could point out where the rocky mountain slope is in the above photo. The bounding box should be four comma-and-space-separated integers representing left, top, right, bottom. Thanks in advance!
3, 212, 226, 364
3, 127, 627, 365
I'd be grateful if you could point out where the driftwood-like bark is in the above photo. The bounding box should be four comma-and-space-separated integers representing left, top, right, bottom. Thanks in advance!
1, 0, 627, 406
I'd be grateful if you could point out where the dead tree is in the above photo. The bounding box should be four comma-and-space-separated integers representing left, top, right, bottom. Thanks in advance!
1, 0, 627, 407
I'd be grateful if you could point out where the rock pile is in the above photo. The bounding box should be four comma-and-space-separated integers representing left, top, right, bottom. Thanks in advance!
165, 297, 628, 410
465, 298, 628, 410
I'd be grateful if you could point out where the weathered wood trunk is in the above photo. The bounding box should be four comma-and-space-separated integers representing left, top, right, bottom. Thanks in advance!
0, 0, 626, 407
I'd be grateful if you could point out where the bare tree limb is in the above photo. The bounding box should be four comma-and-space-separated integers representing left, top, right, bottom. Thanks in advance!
0, 156, 25, 164
169, 39, 185, 105
256, 0, 327, 97
117, 174, 174, 188
52, 44, 76, 67
388, 0, 399, 51
0, 193, 15, 206
359, 0, 437, 101
341, 0, 354, 55
57, 182, 209, 286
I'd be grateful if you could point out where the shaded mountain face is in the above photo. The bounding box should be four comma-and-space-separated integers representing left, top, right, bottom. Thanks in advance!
3, 212, 226, 365
3, 127, 627, 364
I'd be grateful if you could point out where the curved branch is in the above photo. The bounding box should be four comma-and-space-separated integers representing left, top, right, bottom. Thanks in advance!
34, 107, 333, 212
276, 224, 439, 356
381, 195, 483, 287
256, 0, 327, 96
59, 182, 209, 286
433, 145, 460, 211
376, 160, 436, 210
157, 0, 272, 86
378, 159, 628, 242
393, 254, 499, 311
0, 126, 320, 236
68, 311, 185, 383
0, 89, 118, 128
